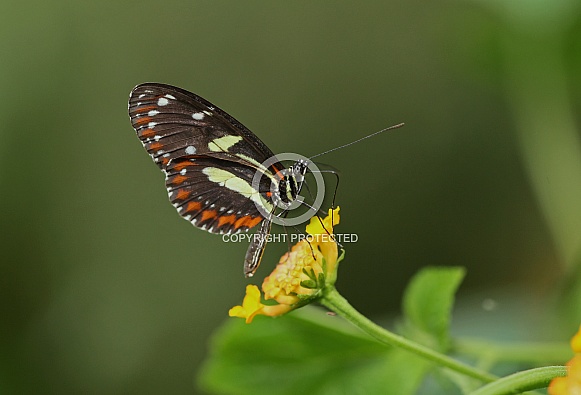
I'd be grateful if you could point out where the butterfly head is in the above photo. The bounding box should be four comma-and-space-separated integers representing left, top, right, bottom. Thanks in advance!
274, 159, 309, 207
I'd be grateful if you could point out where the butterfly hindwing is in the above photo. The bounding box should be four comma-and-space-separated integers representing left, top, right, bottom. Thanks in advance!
165, 157, 274, 234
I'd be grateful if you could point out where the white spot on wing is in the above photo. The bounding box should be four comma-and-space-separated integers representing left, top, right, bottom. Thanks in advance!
157, 97, 169, 106
180, 169, 187, 175
148, 110, 160, 116
185, 146, 196, 155
148, 122, 157, 128
165, 94, 176, 100
192, 112, 205, 120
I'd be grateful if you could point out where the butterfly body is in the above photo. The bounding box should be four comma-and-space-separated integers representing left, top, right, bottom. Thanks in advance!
128, 83, 307, 276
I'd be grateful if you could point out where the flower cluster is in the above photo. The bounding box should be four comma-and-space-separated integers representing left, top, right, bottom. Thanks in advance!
549, 324, 581, 395
229, 207, 342, 323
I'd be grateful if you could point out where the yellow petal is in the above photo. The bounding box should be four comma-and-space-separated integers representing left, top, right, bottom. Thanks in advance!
569, 354, 581, 378
228, 285, 266, 323
306, 207, 340, 236
262, 304, 293, 317
548, 377, 568, 395
229, 284, 296, 323
571, 324, 581, 354
549, 355, 581, 395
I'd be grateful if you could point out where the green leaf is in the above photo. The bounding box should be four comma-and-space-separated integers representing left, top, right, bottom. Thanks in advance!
402, 267, 466, 350
198, 306, 432, 395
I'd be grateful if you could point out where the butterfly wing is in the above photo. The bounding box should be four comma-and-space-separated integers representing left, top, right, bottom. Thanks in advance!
128, 83, 286, 237
165, 157, 274, 235
128, 83, 278, 170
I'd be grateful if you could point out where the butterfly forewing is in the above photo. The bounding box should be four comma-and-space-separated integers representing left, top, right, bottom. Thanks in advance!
128, 83, 277, 171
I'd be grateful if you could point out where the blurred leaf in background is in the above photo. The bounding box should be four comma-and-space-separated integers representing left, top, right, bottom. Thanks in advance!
200, 306, 432, 395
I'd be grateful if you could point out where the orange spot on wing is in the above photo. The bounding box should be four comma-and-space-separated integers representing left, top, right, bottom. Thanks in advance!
185, 201, 202, 213
173, 161, 198, 171
149, 142, 163, 150
135, 105, 156, 114
266, 191, 272, 197
171, 175, 188, 185
270, 164, 285, 180
134, 116, 152, 126
201, 210, 217, 222
217, 215, 236, 227
161, 157, 170, 166
175, 189, 191, 200
234, 215, 263, 230
139, 129, 155, 138
247, 216, 263, 228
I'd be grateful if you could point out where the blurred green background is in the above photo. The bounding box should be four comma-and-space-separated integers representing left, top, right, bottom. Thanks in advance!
2, 1, 581, 394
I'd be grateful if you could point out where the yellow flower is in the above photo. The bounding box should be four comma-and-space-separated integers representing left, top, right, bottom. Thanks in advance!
228, 285, 292, 324
305, 207, 340, 278
571, 324, 581, 354
548, 325, 581, 395
229, 207, 342, 323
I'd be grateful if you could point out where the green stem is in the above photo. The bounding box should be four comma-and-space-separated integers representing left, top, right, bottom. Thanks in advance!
455, 337, 572, 365
469, 366, 567, 395
321, 286, 497, 383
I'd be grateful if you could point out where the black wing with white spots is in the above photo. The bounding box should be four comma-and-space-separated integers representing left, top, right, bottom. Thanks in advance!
128, 83, 277, 170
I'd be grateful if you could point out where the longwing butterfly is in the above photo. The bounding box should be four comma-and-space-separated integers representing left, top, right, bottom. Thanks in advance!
128, 83, 307, 277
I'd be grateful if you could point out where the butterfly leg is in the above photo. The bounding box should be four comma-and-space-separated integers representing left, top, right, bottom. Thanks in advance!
244, 210, 275, 277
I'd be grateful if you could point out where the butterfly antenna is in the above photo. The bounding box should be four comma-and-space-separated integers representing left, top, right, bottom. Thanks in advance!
309, 123, 404, 160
